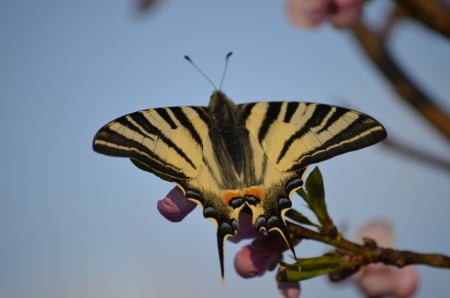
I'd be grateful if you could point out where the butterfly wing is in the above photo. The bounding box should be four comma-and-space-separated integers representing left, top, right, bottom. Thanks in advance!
93, 95, 387, 280
238, 101, 386, 259
93, 102, 244, 278
239, 101, 387, 173
93, 106, 211, 182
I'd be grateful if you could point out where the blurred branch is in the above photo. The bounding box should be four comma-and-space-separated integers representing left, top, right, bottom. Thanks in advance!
383, 137, 450, 173
351, 21, 450, 140
396, 0, 450, 40
137, 0, 161, 12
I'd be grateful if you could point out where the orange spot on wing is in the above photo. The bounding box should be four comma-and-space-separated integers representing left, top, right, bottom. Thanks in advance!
244, 186, 265, 201
222, 190, 242, 205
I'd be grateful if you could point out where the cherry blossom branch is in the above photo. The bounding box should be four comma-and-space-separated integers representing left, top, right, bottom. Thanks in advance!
286, 222, 450, 269
279, 167, 450, 283
383, 138, 450, 173
351, 21, 450, 140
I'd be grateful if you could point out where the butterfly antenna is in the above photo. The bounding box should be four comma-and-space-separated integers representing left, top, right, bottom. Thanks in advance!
184, 55, 217, 90
219, 51, 233, 90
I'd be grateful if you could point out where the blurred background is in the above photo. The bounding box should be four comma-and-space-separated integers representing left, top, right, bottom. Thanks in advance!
1, 0, 449, 297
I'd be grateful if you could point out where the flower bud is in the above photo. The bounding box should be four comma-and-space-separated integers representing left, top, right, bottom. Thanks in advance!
157, 187, 196, 222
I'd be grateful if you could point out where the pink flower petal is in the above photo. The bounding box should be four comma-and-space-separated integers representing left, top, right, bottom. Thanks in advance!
228, 212, 262, 243
356, 265, 397, 296
330, 0, 362, 27
234, 244, 280, 278
355, 265, 418, 298
157, 187, 196, 222
393, 266, 418, 298
353, 220, 418, 298
357, 219, 394, 248
285, 0, 363, 28
285, 0, 329, 28
277, 266, 301, 298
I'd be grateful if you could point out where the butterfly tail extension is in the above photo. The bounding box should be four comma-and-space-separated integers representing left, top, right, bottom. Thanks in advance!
215, 214, 240, 280
186, 189, 240, 280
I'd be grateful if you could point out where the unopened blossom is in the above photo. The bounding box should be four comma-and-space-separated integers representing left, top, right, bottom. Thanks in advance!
285, 0, 362, 28
232, 217, 300, 298
157, 186, 196, 222
353, 220, 419, 298
233, 226, 284, 278
234, 243, 281, 278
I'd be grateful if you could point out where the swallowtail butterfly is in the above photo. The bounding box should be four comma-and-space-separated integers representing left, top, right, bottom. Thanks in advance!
93, 68, 386, 278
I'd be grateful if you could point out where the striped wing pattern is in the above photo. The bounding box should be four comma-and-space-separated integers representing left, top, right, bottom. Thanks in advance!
93, 91, 387, 278
93, 106, 209, 181
239, 101, 387, 172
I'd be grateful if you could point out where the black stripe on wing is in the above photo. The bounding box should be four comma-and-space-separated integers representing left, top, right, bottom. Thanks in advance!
276, 104, 333, 164
288, 106, 387, 171
170, 106, 205, 148
240, 101, 386, 173
93, 106, 209, 181
94, 125, 191, 180
258, 102, 282, 143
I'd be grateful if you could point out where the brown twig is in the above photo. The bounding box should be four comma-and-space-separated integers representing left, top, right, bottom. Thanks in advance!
396, 0, 450, 40
383, 137, 450, 173
287, 222, 450, 269
351, 21, 450, 140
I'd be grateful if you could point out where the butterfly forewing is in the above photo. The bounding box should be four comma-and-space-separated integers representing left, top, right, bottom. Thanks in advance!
239, 101, 386, 172
93, 106, 211, 181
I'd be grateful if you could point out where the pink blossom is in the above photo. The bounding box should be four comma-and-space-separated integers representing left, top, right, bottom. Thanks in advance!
232, 214, 290, 278
352, 220, 419, 297
285, 0, 362, 29
232, 218, 300, 297
157, 186, 196, 222
228, 212, 262, 243
234, 243, 281, 278
277, 266, 301, 298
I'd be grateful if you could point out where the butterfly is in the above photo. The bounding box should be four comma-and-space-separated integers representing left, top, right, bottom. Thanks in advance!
93, 90, 387, 278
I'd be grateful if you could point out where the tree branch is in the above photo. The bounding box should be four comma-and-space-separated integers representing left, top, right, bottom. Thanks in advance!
396, 0, 450, 40
351, 21, 450, 140
287, 222, 450, 269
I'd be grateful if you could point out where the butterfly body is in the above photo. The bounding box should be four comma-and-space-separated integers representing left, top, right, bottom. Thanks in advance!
93, 90, 386, 278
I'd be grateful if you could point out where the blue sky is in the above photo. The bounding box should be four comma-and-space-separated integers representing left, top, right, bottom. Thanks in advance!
1, 1, 449, 297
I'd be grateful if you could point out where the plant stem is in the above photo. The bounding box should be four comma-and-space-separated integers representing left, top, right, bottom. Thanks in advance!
287, 222, 450, 269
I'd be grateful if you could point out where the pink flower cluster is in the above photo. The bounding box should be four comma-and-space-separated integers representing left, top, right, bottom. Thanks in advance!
285, 0, 363, 28
351, 220, 419, 297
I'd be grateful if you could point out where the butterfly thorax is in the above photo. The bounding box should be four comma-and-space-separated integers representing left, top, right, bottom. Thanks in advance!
208, 91, 254, 185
